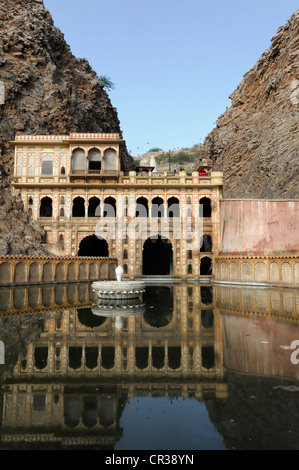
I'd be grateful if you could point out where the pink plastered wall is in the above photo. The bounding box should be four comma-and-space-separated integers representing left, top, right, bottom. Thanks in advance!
219, 200, 299, 255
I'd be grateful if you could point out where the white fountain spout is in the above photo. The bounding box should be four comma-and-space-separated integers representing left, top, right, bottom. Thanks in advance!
115, 265, 124, 282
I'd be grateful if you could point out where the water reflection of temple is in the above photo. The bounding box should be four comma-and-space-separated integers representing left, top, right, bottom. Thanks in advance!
0, 283, 227, 448
216, 286, 299, 380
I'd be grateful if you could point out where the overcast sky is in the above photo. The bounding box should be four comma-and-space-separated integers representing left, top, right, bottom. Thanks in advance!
44, 0, 298, 156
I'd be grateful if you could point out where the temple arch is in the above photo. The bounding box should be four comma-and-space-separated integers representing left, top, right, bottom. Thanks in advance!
143, 236, 173, 275
78, 235, 109, 257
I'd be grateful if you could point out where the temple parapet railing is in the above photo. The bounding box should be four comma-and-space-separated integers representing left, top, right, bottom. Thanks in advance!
213, 254, 299, 288
0, 255, 117, 286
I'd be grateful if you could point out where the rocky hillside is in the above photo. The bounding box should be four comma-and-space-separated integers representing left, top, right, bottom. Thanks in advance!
201, 9, 299, 199
0, 0, 134, 256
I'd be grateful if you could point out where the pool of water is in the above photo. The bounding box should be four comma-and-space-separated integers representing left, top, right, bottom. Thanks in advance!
0, 282, 299, 450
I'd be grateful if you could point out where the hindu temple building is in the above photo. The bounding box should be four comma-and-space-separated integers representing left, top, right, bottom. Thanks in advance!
9, 132, 299, 288
11, 133, 224, 280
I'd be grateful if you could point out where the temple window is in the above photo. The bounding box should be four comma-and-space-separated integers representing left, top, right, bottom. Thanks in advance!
88, 148, 101, 171
41, 155, 54, 175
71, 148, 86, 173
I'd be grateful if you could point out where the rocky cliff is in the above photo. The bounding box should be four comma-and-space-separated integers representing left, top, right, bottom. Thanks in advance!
201, 9, 299, 199
0, 0, 134, 256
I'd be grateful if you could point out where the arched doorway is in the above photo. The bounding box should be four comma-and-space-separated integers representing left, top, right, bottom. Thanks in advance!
78, 236, 109, 257
143, 236, 173, 275
200, 257, 212, 275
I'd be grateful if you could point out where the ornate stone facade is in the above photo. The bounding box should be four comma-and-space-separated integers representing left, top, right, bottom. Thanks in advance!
11, 133, 224, 279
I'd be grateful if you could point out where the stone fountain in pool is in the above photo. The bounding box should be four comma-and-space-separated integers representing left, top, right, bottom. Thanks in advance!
92, 266, 146, 329
92, 265, 146, 300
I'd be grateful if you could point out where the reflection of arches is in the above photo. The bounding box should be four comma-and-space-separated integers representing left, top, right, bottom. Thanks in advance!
167, 197, 180, 218
40, 197, 53, 217
143, 236, 173, 275
82, 398, 97, 428
201, 310, 214, 328
28, 287, 40, 308
72, 197, 85, 217
200, 234, 212, 252
85, 347, 98, 370
151, 197, 164, 217
77, 308, 106, 328
88, 197, 101, 217
201, 286, 213, 305
64, 396, 81, 428
78, 236, 109, 257
136, 197, 149, 217
101, 347, 115, 369
143, 286, 173, 327
200, 257, 212, 275
34, 347, 48, 370
152, 347, 165, 369
14, 288, 26, 309
72, 148, 86, 172
69, 347, 82, 370
136, 347, 148, 369
202, 346, 215, 369
199, 197, 212, 218
168, 347, 181, 370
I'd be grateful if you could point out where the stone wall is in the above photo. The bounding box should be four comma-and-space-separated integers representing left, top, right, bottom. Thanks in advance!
0, 255, 117, 286
214, 199, 299, 287
219, 199, 299, 255
214, 255, 299, 288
